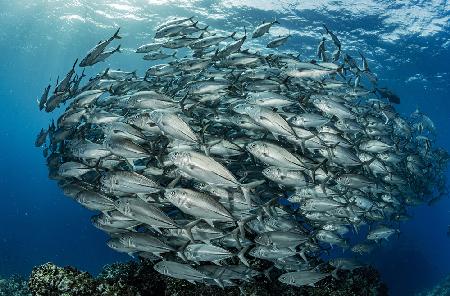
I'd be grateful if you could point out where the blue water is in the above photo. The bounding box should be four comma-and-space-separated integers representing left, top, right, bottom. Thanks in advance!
0, 1, 449, 295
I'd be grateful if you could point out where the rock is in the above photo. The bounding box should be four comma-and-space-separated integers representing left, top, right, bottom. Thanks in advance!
27, 260, 388, 296
415, 274, 450, 296
0, 274, 30, 296
28, 263, 96, 296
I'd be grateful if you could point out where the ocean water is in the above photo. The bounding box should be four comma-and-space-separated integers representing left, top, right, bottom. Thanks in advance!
0, 1, 449, 295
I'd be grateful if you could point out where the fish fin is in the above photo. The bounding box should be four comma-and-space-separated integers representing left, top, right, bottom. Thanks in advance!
167, 175, 181, 189
152, 226, 162, 235
263, 266, 273, 281
177, 241, 189, 262
237, 215, 257, 240
204, 219, 215, 227
231, 227, 243, 249
240, 180, 265, 207
212, 260, 222, 266
113, 28, 122, 39
237, 245, 251, 267
125, 158, 137, 171
331, 269, 339, 280
214, 279, 224, 289
299, 250, 308, 263
152, 252, 164, 259
136, 193, 153, 202
187, 280, 197, 285
183, 219, 202, 242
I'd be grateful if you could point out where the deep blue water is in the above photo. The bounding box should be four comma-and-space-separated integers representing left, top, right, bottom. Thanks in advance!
0, 1, 449, 295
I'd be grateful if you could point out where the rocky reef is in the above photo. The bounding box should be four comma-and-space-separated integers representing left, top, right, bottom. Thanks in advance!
27, 259, 388, 296
416, 274, 450, 296
0, 274, 30, 296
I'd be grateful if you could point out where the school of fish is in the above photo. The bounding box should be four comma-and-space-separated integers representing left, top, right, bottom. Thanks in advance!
35, 17, 449, 289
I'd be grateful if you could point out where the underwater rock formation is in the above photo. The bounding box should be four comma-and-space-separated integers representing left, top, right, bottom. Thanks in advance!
0, 274, 30, 296
416, 274, 450, 296
28, 263, 96, 296
27, 260, 388, 296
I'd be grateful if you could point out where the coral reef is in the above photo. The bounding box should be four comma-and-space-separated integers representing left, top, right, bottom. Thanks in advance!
416, 274, 450, 296
27, 260, 388, 296
0, 274, 30, 296
28, 263, 95, 296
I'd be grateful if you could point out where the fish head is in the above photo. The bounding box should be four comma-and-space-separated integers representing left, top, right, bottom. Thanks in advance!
192, 182, 207, 192
278, 273, 295, 285
169, 151, 190, 166
114, 198, 132, 215
90, 214, 101, 225
154, 262, 170, 275
248, 246, 260, 257
246, 141, 263, 154
335, 175, 349, 186
262, 167, 280, 179
118, 234, 133, 247
106, 238, 122, 250
148, 110, 164, 123
100, 173, 119, 191
255, 233, 271, 246
232, 103, 255, 115
164, 188, 187, 206
74, 191, 87, 204
316, 230, 328, 241
78, 58, 87, 67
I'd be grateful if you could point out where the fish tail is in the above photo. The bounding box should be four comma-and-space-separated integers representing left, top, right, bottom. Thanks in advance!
240, 180, 264, 206
237, 245, 251, 267
176, 241, 189, 262
263, 266, 273, 281
113, 28, 122, 39
183, 218, 202, 242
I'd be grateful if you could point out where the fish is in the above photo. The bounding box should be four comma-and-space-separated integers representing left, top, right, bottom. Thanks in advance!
79, 28, 122, 67
38, 84, 51, 111
101, 171, 160, 194
376, 87, 400, 104
366, 225, 399, 241
323, 24, 341, 49
164, 188, 234, 225
35, 17, 449, 290
154, 261, 209, 284
278, 270, 329, 287
148, 110, 199, 143
267, 35, 290, 48
136, 42, 164, 53
143, 51, 177, 60
35, 128, 48, 147
252, 20, 279, 38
